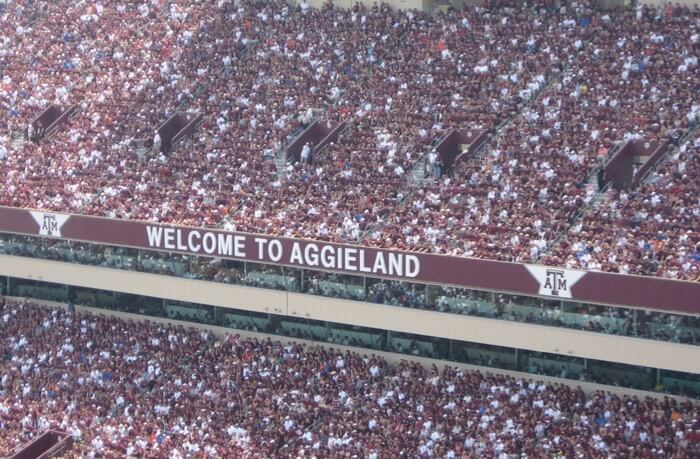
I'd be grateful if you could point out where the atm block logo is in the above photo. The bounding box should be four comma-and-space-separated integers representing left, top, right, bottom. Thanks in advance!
30, 211, 71, 237
525, 265, 587, 299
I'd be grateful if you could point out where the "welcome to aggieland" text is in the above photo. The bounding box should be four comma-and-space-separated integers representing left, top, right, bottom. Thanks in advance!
146, 226, 421, 278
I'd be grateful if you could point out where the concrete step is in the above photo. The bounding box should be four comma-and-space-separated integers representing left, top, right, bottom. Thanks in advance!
412, 177, 434, 187
273, 154, 288, 181
587, 172, 598, 186
591, 188, 614, 210
135, 147, 148, 160
11, 138, 25, 150
584, 171, 601, 195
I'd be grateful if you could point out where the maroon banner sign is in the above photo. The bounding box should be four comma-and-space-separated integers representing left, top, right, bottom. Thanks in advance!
0, 206, 698, 315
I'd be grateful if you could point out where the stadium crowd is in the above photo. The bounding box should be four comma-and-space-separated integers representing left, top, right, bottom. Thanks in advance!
369, 5, 699, 271
0, 298, 698, 457
543, 138, 700, 279
0, 0, 698, 279
232, 0, 598, 242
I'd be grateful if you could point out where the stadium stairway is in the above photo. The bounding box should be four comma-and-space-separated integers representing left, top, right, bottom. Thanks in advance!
10, 132, 24, 150
410, 160, 433, 187
274, 148, 288, 180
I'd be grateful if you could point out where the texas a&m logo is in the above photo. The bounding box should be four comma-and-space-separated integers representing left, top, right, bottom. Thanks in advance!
542, 269, 568, 296
41, 215, 59, 234
29, 211, 70, 237
525, 265, 586, 299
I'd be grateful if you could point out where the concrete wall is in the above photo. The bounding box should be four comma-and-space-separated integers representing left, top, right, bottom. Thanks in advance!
16, 296, 698, 403
1, 254, 699, 374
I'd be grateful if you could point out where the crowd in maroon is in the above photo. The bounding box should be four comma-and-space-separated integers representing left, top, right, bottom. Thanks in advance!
0, 299, 698, 457
543, 138, 700, 279
366, 4, 699, 276
0, 0, 698, 279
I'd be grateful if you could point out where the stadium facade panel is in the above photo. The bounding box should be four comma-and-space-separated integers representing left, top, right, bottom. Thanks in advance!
0, 205, 698, 313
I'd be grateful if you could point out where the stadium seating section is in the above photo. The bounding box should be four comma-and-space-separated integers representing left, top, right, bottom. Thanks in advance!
0, 0, 698, 282
0, 299, 698, 456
